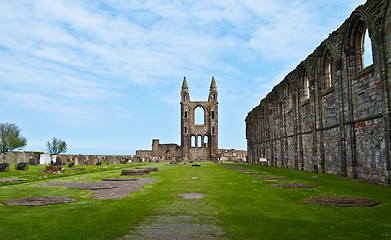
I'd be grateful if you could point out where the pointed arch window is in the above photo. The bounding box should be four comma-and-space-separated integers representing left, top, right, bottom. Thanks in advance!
346, 14, 374, 75
321, 48, 333, 91
363, 28, 373, 67
302, 71, 310, 103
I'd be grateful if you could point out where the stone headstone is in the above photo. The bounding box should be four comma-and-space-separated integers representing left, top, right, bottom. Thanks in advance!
0, 163, 10, 172
28, 157, 37, 165
16, 152, 27, 163
16, 162, 28, 170
40, 153, 51, 165
5, 152, 15, 164
68, 162, 75, 168
55, 156, 62, 166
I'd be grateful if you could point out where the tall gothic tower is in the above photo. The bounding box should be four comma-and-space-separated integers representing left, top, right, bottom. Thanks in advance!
180, 77, 218, 161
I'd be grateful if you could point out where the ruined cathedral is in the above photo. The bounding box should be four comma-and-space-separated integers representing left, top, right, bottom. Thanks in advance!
246, 0, 391, 185
136, 77, 246, 162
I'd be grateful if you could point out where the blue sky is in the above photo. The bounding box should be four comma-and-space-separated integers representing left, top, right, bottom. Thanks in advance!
0, 0, 366, 155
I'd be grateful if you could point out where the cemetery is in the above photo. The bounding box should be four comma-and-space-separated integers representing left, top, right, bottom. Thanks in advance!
0, 161, 390, 239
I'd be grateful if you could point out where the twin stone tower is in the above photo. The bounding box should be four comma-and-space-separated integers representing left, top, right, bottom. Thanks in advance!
136, 77, 218, 162
180, 76, 218, 161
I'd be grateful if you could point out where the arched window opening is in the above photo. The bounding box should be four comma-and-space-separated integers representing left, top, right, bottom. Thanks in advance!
184, 111, 188, 118
363, 28, 373, 67
191, 136, 196, 147
183, 94, 186, 101
212, 126, 215, 134
322, 49, 332, 91
197, 135, 202, 148
184, 127, 187, 134
204, 135, 209, 147
347, 15, 373, 74
212, 111, 215, 119
212, 94, 216, 101
302, 71, 310, 102
195, 106, 204, 125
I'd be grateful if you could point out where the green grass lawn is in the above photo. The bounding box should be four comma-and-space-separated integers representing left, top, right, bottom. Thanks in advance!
0, 162, 390, 239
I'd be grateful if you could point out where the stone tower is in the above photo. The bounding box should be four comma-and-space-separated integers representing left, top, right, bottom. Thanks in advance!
181, 77, 218, 161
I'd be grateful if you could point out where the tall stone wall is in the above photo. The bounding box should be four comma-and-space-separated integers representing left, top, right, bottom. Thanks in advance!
246, 0, 391, 185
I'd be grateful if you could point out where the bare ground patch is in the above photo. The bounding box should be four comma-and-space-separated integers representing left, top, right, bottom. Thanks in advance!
2, 196, 77, 206
269, 183, 317, 188
252, 177, 288, 180
178, 193, 205, 199
0, 178, 27, 183
302, 197, 380, 207
35, 178, 157, 199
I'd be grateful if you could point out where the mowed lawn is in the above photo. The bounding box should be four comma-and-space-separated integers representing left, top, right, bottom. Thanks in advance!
0, 162, 390, 240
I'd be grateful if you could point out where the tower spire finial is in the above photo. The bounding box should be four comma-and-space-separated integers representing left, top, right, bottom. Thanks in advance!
182, 76, 188, 90
210, 76, 217, 90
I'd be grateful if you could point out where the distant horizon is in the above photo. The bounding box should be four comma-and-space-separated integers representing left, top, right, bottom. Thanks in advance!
0, 0, 366, 155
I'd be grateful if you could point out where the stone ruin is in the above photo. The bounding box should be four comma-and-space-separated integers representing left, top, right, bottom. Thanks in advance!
246, 0, 391, 185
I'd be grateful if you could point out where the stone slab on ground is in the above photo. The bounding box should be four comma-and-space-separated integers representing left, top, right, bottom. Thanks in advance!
36, 178, 157, 199
121, 169, 151, 176
2, 196, 77, 206
246, 173, 269, 175
101, 178, 139, 181
302, 197, 380, 207
118, 200, 225, 240
0, 178, 27, 183
119, 215, 224, 240
252, 177, 288, 180
269, 183, 318, 188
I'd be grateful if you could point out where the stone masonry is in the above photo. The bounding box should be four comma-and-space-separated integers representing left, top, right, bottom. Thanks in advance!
246, 0, 391, 185
137, 77, 246, 162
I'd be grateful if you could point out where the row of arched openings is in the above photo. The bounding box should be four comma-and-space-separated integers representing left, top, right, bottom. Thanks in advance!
191, 135, 209, 148
300, 14, 373, 103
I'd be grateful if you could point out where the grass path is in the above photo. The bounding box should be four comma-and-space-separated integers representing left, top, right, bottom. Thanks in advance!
1, 162, 391, 239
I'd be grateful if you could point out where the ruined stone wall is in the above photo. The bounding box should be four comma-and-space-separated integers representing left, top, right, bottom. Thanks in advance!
218, 149, 247, 163
246, 0, 391, 185
136, 139, 181, 162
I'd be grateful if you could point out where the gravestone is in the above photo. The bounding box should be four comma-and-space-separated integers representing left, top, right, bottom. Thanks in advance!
55, 156, 62, 166
44, 166, 63, 174
16, 152, 27, 163
16, 162, 28, 170
121, 169, 151, 176
28, 157, 37, 166
5, 152, 15, 164
0, 163, 10, 172
40, 153, 51, 165
68, 162, 75, 168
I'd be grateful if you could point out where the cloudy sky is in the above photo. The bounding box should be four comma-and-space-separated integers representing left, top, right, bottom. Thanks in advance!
1, 0, 366, 155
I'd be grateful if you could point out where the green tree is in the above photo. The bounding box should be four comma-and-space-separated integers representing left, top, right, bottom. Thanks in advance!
0, 122, 27, 153
47, 137, 67, 155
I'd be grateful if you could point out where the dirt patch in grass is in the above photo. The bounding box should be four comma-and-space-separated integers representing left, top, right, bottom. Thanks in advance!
246, 173, 269, 175
0, 178, 27, 182
178, 193, 205, 199
2, 196, 77, 206
35, 178, 157, 199
302, 197, 380, 207
101, 178, 139, 181
269, 183, 317, 188
252, 177, 288, 180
